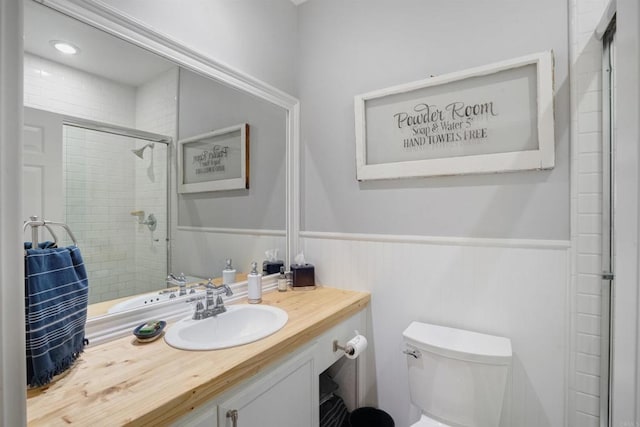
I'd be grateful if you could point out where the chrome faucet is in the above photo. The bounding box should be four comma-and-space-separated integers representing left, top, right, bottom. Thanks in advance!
167, 272, 187, 296
193, 279, 233, 320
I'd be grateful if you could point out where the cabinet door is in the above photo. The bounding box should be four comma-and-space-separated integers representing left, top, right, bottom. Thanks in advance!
218, 347, 317, 427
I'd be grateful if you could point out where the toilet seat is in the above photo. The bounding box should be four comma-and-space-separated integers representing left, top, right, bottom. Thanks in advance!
410, 414, 451, 427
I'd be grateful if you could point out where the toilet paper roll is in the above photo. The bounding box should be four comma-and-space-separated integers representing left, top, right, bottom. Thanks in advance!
344, 334, 368, 360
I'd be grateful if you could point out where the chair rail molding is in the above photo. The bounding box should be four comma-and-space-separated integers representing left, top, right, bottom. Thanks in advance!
300, 230, 571, 250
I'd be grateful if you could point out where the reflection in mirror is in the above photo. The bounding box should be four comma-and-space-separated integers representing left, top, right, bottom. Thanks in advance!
62, 125, 170, 304
23, 0, 288, 320
174, 69, 286, 281
23, 0, 176, 310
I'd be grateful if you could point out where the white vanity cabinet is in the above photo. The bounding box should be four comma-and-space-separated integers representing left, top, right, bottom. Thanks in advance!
218, 345, 317, 427
174, 345, 317, 427
173, 309, 367, 427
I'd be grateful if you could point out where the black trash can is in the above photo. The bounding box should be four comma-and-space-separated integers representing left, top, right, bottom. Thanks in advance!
349, 407, 394, 427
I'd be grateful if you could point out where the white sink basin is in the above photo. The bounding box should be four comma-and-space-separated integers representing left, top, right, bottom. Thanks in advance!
164, 304, 288, 350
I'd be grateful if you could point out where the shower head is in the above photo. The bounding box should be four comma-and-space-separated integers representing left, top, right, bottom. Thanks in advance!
132, 143, 154, 159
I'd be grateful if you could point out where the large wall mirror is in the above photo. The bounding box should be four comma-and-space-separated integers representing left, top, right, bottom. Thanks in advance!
23, 0, 298, 329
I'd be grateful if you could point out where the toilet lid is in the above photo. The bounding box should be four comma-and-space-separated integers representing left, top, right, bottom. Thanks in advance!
411, 414, 451, 427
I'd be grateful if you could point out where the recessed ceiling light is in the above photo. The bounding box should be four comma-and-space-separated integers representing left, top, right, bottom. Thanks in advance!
50, 40, 80, 55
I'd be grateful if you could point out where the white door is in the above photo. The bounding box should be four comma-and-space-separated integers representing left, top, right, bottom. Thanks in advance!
23, 107, 64, 242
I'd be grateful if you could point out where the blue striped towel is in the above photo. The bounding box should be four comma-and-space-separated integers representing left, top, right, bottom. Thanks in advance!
24, 241, 57, 250
24, 244, 89, 387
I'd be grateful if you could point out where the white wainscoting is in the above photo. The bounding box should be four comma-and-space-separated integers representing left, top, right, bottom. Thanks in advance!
301, 232, 571, 427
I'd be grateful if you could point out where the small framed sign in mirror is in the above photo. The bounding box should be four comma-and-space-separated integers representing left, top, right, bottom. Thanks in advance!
178, 123, 250, 193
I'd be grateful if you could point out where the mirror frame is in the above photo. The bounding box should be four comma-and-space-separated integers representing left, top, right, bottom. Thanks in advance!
38, 0, 300, 343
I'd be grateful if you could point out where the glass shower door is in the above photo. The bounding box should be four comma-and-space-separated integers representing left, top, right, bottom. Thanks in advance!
63, 124, 169, 305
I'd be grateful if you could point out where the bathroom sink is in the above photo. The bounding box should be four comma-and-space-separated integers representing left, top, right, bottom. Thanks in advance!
107, 289, 205, 314
164, 304, 288, 350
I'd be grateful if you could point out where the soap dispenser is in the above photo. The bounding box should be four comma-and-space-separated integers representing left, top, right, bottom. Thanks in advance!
222, 259, 236, 285
247, 261, 262, 304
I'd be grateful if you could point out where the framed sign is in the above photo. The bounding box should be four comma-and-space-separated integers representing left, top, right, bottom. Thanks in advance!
178, 123, 249, 193
354, 51, 555, 180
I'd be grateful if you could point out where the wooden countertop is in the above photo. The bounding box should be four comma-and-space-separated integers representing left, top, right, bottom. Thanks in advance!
27, 286, 370, 426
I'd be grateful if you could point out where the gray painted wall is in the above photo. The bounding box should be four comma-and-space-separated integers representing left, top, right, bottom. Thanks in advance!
178, 68, 286, 230
100, 0, 299, 95
298, 0, 570, 240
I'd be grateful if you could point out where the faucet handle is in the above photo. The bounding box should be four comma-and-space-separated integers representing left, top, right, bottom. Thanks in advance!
222, 284, 233, 297
192, 301, 205, 320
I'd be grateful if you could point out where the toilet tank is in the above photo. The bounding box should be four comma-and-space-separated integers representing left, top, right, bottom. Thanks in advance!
402, 322, 512, 427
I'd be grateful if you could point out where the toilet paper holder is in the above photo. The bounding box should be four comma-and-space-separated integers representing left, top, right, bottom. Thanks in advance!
332, 331, 367, 407
333, 339, 356, 356
332, 331, 367, 359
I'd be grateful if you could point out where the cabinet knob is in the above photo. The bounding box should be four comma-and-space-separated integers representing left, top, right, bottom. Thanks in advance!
226, 409, 238, 427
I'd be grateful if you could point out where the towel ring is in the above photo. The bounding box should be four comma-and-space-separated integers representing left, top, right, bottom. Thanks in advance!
23, 216, 79, 247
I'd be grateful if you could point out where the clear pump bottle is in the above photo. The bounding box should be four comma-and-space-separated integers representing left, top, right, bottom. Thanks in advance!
277, 266, 287, 292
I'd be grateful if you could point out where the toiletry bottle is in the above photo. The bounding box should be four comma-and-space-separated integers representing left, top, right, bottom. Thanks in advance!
222, 259, 236, 285
277, 266, 287, 292
247, 261, 262, 303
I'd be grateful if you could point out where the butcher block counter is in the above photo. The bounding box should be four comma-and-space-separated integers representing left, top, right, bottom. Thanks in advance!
27, 286, 370, 426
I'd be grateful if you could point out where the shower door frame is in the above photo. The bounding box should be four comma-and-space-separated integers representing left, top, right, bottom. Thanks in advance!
600, 19, 615, 427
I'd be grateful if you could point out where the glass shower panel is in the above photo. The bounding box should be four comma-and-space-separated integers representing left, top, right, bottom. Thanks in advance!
63, 125, 168, 304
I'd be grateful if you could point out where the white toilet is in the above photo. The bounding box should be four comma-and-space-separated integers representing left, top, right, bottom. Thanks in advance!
402, 322, 512, 427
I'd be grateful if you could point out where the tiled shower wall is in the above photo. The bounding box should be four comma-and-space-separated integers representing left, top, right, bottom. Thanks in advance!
23, 53, 176, 303
570, 0, 610, 425
24, 54, 135, 127
133, 68, 178, 294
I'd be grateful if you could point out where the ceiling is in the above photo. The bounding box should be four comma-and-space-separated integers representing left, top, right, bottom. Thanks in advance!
23, 1, 175, 87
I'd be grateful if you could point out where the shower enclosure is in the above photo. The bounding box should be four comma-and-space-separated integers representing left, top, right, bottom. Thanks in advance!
62, 121, 170, 304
